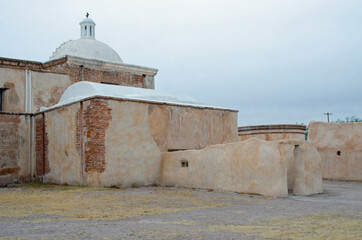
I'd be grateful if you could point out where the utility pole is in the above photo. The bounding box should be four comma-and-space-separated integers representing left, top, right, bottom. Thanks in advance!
324, 112, 333, 122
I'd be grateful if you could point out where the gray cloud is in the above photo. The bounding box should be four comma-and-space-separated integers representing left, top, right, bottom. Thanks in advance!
1, 0, 361, 125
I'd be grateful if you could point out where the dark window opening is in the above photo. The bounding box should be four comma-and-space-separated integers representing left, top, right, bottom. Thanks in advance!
337, 151, 341, 156
100, 82, 119, 86
181, 160, 189, 168
90, 26, 92, 35
0, 88, 9, 112
0, 90, 2, 112
168, 149, 188, 152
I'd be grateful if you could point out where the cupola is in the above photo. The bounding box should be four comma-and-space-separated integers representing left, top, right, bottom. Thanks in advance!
80, 13, 96, 39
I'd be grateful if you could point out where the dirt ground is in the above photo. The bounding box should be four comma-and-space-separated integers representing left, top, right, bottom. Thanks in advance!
0, 180, 361, 240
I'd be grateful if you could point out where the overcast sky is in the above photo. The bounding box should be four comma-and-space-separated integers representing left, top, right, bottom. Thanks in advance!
0, 0, 361, 126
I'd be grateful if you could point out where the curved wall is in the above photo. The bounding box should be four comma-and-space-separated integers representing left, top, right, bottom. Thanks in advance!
238, 124, 306, 142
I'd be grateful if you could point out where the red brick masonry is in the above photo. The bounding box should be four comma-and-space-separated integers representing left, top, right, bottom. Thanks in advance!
83, 99, 112, 173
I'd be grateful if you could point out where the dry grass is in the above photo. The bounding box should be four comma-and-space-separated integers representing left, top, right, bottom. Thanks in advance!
209, 212, 362, 239
0, 184, 228, 221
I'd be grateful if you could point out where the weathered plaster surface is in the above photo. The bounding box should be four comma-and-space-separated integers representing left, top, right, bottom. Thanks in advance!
308, 121, 362, 181
43, 104, 82, 185
293, 142, 323, 195
154, 106, 238, 151
0, 68, 25, 112
240, 133, 305, 142
31, 71, 70, 112
158, 138, 322, 197
0, 114, 31, 185
86, 100, 161, 187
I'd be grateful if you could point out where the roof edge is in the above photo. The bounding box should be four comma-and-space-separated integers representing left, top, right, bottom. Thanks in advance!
39, 95, 239, 114
46, 55, 159, 76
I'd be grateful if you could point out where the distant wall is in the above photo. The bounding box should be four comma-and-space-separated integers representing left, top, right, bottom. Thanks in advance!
0, 113, 32, 185
158, 138, 322, 197
308, 121, 362, 181
238, 124, 306, 142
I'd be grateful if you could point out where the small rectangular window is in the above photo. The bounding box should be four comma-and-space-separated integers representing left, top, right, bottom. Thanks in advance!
181, 161, 188, 168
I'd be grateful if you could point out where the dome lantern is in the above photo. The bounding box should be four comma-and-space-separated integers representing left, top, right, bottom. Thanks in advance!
80, 12, 96, 39
49, 14, 123, 63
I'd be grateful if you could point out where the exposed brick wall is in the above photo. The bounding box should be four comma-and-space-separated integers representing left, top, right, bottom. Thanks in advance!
35, 114, 50, 176
83, 99, 112, 173
0, 115, 20, 170
43, 63, 146, 88
75, 108, 82, 154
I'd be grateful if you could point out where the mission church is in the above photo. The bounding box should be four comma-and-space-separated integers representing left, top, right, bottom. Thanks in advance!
0, 15, 324, 197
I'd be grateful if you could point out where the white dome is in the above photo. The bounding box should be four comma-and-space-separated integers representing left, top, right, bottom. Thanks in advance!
40, 82, 227, 111
49, 16, 123, 63
49, 38, 123, 63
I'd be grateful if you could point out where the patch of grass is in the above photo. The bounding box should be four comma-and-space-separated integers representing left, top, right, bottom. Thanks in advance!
209, 212, 362, 240
0, 186, 229, 221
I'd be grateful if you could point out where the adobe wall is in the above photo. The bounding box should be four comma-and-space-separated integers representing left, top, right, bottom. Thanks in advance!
238, 124, 306, 142
0, 68, 26, 112
149, 104, 238, 152
308, 121, 362, 181
83, 100, 161, 187
0, 56, 158, 113
158, 138, 322, 197
0, 67, 71, 113
31, 71, 71, 112
44, 62, 150, 88
0, 113, 32, 185
39, 97, 238, 187
41, 104, 83, 185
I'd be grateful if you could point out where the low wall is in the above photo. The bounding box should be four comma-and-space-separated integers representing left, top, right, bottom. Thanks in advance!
158, 138, 322, 197
238, 124, 306, 142
308, 121, 362, 181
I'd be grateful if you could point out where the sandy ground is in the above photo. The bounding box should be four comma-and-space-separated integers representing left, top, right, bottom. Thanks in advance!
0, 180, 361, 240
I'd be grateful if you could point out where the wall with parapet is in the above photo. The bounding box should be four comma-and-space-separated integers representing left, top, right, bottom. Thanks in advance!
158, 138, 322, 197
308, 121, 362, 181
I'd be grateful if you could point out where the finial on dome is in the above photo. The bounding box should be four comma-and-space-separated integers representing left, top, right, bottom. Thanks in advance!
80, 15, 96, 39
